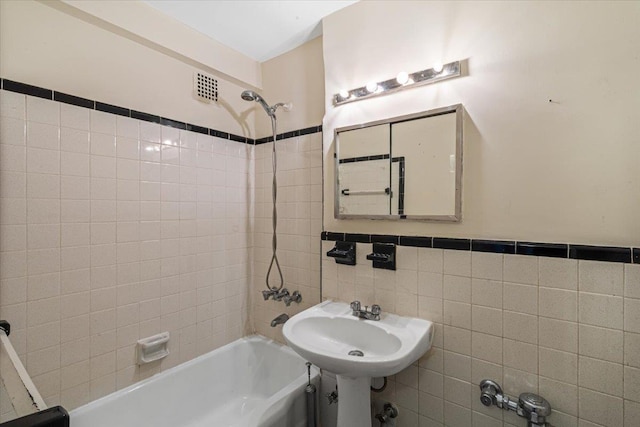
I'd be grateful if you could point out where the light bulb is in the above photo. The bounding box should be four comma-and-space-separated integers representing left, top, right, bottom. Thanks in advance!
396, 71, 409, 85
339, 89, 349, 99
366, 81, 378, 93
433, 63, 443, 73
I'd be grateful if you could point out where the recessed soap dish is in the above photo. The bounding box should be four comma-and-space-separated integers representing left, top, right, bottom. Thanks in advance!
137, 332, 170, 365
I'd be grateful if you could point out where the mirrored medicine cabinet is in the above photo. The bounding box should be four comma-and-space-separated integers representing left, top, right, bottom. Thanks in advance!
334, 104, 463, 221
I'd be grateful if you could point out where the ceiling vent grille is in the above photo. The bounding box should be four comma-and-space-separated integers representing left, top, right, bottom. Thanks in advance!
194, 72, 218, 102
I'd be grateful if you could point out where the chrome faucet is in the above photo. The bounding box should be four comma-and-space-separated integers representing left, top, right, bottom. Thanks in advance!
271, 313, 289, 327
263, 288, 302, 306
283, 290, 302, 306
350, 301, 381, 321
273, 288, 302, 306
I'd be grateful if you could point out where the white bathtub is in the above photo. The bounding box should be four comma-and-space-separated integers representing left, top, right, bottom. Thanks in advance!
71, 335, 319, 427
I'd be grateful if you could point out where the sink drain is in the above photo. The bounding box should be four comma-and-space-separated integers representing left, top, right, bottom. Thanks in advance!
348, 350, 364, 357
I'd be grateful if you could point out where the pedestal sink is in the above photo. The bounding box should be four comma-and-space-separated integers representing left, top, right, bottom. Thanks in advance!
282, 300, 434, 427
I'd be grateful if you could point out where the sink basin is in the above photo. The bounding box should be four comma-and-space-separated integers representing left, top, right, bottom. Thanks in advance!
282, 300, 434, 427
283, 300, 433, 377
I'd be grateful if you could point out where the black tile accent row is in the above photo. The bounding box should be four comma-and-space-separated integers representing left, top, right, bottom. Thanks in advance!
131, 110, 161, 124
399, 236, 432, 247
372, 234, 399, 244
433, 237, 471, 251
160, 117, 186, 130
321, 232, 345, 241
96, 101, 129, 117
186, 123, 208, 135
472, 240, 516, 254
255, 136, 273, 144
3, 79, 52, 99
210, 129, 229, 139
345, 233, 370, 243
569, 245, 631, 263
321, 232, 638, 264
0, 78, 322, 145
229, 133, 249, 143
53, 91, 94, 109
516, 242, 567, 258
254, 125, 323, 145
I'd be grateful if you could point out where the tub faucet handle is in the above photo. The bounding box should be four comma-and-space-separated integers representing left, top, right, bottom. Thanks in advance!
350, 301, 361, 312
371, 304, 381, 315
283, 290, 302, 306
262, 288, 278, 300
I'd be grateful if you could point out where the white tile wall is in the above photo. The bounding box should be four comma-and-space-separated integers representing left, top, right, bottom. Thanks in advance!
0, 90, 253, 413
251, 135, 323, 342
322, 243, 638, 427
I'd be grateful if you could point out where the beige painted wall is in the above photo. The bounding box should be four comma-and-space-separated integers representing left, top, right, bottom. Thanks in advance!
0, 0, 257, 137
257, 36, 325, 137
61, 0, 261, 88
322, 1, 640, 246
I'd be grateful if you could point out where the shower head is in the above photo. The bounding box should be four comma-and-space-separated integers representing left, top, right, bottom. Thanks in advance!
241, 90, 259, 102
241, 90, 274, 117
241, 90, 291, 118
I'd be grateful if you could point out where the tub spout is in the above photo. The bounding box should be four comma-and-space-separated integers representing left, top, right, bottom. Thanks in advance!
271, 313, 289, 327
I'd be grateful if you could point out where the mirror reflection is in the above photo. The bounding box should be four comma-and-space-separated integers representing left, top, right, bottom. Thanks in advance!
335, 104, 463, 221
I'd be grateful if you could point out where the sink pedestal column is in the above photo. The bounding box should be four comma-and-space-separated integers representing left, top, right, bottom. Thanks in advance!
336, 375, 371, 427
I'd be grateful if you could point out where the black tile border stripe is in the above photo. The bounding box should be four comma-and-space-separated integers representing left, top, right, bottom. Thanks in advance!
433, 237, 471, 251
322, 232, 638, 264
96, 101, 130, 117
186, 123, 208, 135
53, 91, 94, 109
516, 242, 567, 258
3, 79, 52, 99
371, 234, 399, 244
345, 233, 370, 243
1, 78, 322, 145
569, 245, 631, 263
254, 125, 323, 145
472, 240, 516, 254
321, 232, 345, 241
160, 117, 186, 130
131, 110, 161, 124
399, 236, 432, 247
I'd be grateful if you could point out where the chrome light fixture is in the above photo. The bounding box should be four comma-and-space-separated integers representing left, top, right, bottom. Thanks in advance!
333, 60, 461, 106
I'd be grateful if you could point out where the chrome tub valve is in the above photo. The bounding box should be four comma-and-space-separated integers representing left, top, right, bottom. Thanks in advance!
283, 290, 302, 306
262, 288, 278, 300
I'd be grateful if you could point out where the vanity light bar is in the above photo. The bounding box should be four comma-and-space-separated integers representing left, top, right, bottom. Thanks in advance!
333, 60, 461, 106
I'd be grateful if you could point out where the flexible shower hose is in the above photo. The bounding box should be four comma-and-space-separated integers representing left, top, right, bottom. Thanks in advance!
265, 115, 284, 291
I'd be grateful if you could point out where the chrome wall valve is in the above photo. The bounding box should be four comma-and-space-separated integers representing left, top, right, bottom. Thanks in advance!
479, 379, 552, 426
262, 288, 278, 300
283, 290, 302, 306
479, 379, 502, 407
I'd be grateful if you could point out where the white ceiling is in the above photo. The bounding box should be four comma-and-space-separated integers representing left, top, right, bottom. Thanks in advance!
144, 0, 357, 63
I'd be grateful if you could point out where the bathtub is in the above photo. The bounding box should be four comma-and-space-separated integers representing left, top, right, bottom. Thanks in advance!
70, 335, 319, 427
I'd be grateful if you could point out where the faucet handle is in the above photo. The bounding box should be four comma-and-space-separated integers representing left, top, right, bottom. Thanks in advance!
371, 304, 381, 315
262, 289, 273, 300
274, 288, 289, 301
350, 300, 361, 311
